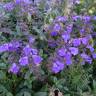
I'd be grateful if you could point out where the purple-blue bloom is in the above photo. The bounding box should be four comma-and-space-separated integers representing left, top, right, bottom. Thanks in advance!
28, 36, 35, 43
0, 43, 9, 53
53, 24, 61, 32
19, 56, 29, 66
69, 47, 79, 56
52, 62, 60, 73
93, 16, 96, 20
8, 41, 20, 51
62, 33, 70, 43
15, 0, 31, 4
50, 31, 58, 36
0, 41, 20, 53
58, 48, 66, 56
4, 2, 15, 11
72, 38, 81, 46
9, 63, 19, 74
92, 53, 96, 59
83, 16, 91, 22
66, 24, 73, 33
72, 15, 82, 21
32, 55, 43, 65
87, 45, 94, 52
65, 52, 72, 65
56, 16, 67, 22
23, 45, 32, 56
81, 53, 92, 64
31, 48, 38, 55
81, 37, 88, 45
52, 61, 64, 73
15, 0, 21, 4
80, 28, 85, 34
74, 0, 80, 4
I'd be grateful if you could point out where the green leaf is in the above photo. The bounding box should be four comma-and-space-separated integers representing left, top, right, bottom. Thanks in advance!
16, 25, 22, 36
0, 84, 8, 95
16, 92, 31, 96
0, 63, 7, 69
53, 77, 58, 84
23, 92, 31, 96
0, 71, 6, 80
82, 92, 93, 96
6, 92, 13, 96
24, 71, 31, 79
64, 94, 70, 96
34, 92, 47, 96
93, 80, 96, 93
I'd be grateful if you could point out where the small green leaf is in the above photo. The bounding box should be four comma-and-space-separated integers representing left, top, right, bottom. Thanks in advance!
0, 71, 6, 80
0, 84, 8, 95
0, 63, 7, 69
16, 91, 31, 96
93, 80, 96, 93
64, 94, 70, 96
6, 92, 13, 96
34, 92, 47, 96
23, 92, 31, 96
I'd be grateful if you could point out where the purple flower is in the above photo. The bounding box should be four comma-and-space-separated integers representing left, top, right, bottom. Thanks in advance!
19, 56, 29, 66
93, 16, 96, 20
56, 16, 67, 22
92, 53, 96, 59
87, 45, 94, 52
4, 2, 15, 11
32, 55, 43, 65
81, 37, 88, 45
15, 0, 21, 4
52, 61, 64, 73
23, 45, 32, 56
53, 24, 61, 31
66, 24, 73, 33
69, 47, 79, 55
31, 48, 38, 55
0, 43, 9, 53
74, 0, 80, 4
81, 53, 92, 64
65, 52, 72, 65
58, 48, 66, 56
52, 62, 60, 73
62, 33, 70, 43
86, 57, 92, 64
80, 28, 85, 34
8, 41, 20, 51
50, 31, 58, 36
15, 0, 31, 4
29, 36, 35, 43
73, 38, 81, 46
9, 63, 19, 74
0, 41, 20, 53
81, 53, 88, 59
48, 40, 57, 48
83, 16, 91, 22
72, 15, 82, 21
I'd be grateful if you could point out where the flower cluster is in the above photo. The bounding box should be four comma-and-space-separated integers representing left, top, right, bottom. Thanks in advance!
0, 0, 96, 75
0, 39, 43, 74
3, 0, 36, 15
46, 15, 96, 73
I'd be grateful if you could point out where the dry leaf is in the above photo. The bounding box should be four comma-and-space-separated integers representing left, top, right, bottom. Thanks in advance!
49, 88, 63, 96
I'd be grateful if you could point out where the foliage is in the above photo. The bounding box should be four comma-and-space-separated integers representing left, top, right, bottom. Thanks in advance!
0, 0, 96, 96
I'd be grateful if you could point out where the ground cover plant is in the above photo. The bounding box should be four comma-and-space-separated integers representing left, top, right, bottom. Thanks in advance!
0, 0, 96, 96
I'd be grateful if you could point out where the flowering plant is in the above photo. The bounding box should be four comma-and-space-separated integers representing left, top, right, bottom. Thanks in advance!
0, 0, 96, 96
